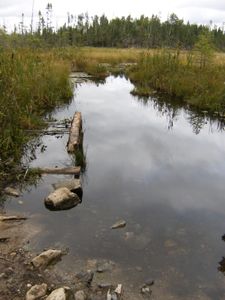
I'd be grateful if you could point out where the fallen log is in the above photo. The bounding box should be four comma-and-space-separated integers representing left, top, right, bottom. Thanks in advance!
0, 216, 27, 222
38, 166, 81, 175
67, 112, 82, 153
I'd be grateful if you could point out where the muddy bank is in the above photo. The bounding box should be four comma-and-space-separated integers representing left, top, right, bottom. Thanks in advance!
0, 218, 148, 300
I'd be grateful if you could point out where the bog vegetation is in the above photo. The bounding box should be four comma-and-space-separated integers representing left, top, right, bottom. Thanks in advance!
1, 3, 225, 183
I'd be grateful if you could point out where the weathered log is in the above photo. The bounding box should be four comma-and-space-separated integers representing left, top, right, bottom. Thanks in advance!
0, 215, 27, 222
37, 166, 81, 175
67, 112, 82, 153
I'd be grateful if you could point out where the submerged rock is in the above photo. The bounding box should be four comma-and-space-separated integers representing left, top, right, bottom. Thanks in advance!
26, 283, 48, 300
31, 249, 63, 269
52, 179, 83, 198
123, 232, 151, 250
111, 220, 126, 229
140, 279, 154, 296
4, 187, 20, 197
46, 287, 74, 300
45, 187, 81, 210
96, 260, 114, 273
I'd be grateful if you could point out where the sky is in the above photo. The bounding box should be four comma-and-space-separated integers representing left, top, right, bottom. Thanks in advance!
1, 0, 225, 31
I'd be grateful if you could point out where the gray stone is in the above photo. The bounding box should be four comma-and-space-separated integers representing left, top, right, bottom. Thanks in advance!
75, 290, 86, 300
111, 220, 126, 229
97, 283, 112, 289
52, 179, 83, 198
75, 271, 94, 287
45, 187, 81, 210
46, 287, 74, 300
107, 291, 118, 300
140, 280, 154, 296
96, 260, 114, 273
26, 283, 48, 300
31, 249, 63, 269
4, 187, 20, 197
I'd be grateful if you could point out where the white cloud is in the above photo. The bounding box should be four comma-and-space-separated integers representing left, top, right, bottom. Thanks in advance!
1, 0, 225, 30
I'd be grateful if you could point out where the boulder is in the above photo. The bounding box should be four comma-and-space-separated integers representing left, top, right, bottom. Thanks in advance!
31, 249, 63, 269
45, 187, 81, 210
46, 287, 74, 300
52, 179, 83, 198
26, 283, 48, 300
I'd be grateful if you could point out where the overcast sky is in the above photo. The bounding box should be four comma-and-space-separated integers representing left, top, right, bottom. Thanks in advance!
1, 0, 225, 31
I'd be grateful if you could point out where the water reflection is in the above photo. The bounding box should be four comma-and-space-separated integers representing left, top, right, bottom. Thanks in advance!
134, 90, 225, 134
4, 75, 225, 299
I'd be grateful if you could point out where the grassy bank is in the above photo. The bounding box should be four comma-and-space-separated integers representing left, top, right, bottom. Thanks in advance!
0, 49, 72, 172
128, 49, 225, 113
48, 47, 143, 79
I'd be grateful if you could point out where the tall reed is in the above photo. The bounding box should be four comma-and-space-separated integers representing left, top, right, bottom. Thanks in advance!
0, 48, 72, 163
129, 49, 225, 113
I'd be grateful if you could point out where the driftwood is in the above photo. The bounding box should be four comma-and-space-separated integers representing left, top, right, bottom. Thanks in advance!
67, 112, 82, 153
0, 216, 27, 222
38, 166, 81, 175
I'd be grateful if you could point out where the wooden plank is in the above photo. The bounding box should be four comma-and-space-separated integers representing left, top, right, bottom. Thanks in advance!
67, 112, 82, 153
38, 166, 81, 175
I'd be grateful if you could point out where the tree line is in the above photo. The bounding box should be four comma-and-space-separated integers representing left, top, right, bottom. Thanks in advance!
1, 4, 225, 50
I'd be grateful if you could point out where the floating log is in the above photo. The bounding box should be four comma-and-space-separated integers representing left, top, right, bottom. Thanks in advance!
0, 215, 27, 222
38, 166, 81, 175
67, 112, 82, 153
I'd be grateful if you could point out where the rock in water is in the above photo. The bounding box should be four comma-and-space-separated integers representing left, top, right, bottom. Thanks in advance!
115, 284, 123, 296
75, 270, 94, 287
26, 283, 48, 300
4, 187, 20, 197
46, 287, 74, 300
31, 249, 63, 269
111, 220, 126, 229
45, 187, 81, 210
75, 290, 86, 300
52, 179, 83, 198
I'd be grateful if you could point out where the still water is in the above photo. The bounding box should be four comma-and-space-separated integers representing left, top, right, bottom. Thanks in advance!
5, 76, 225, 299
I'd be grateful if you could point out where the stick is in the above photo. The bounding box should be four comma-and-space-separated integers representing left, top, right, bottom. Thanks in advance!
0, 216, 27, 222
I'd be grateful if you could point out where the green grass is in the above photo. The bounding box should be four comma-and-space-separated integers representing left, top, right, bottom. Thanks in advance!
128, 49, 225, 113
0, 48, 73, 179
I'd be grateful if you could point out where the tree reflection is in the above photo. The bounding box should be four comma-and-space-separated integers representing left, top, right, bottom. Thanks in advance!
132, 92, 225, 134
218, 235, 225, 275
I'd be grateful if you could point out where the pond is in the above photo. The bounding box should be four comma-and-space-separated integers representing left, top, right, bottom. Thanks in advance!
4, 75, 225, 299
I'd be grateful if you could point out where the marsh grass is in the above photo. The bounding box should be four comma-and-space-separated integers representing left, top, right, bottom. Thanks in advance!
0, 48, 72, 166
1, 45, 225, 186
129, 49, 225, 113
